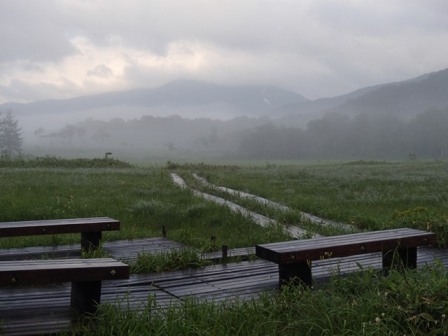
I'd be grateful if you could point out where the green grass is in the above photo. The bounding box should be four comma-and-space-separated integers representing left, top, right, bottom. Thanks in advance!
179, 171, 353, 237
2, 157, 446, 248
3, 158, 446, 247
69, 263, 448, 335
0, 156, 133, 168
131, 249, 211, 273
183, 160, 448, 245
2, 158, 448, 335
0, 158, 290, 250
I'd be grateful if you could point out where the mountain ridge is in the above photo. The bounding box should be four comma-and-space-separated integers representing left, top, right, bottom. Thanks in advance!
1, 80, 308, 117
2, 68, 448, 133
276, 68, 448, 126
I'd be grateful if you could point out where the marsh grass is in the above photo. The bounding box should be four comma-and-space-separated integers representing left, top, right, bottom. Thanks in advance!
0, 161, 290, 250
187, 160, 448, 245
3, 158, 448, 335
3, 159, 444, 247
131, 249, 211, 273
81, 245, 110, 259
181, 170, 353, 237
68, 263, 448, 335
298, 218, 357, 236
0, 156, 133, 168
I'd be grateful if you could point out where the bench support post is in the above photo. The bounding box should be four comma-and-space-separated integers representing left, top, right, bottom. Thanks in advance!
278, 261, 312, 288
382, 247, 417, 275
71, 280, 102, 315
81, 231, 102, 252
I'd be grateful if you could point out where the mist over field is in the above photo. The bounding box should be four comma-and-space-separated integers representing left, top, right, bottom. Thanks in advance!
1, 68, 447, 162
1, 1, 448, 162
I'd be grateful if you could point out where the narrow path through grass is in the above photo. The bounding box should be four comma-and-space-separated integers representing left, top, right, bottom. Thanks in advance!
171, 173, 317, 238
192, 172, 356, 233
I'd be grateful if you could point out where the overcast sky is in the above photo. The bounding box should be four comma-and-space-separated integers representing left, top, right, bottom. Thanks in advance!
1, 0, 447, 104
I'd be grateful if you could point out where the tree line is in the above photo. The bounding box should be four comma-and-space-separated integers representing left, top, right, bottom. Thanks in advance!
238, 107, 448, 160
10, 105, 448, 161
0, 110, 23, 158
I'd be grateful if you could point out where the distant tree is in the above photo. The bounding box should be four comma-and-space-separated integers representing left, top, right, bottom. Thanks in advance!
34, 127, 45, 136
238, 123, 309, 159
407, 108, 448, 159
0, 110, 23, 158
165, 142, 175, 151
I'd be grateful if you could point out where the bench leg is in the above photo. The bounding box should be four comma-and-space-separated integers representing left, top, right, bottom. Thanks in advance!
81, 231, 102, 252
278, 261, 312, 288
71, 280, 102, 316
382, 247, 417, 275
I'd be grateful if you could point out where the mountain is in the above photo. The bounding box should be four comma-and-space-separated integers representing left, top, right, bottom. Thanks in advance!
147, 80, 309, 110
332, 68, 448, 117
276, 68, 448, 126
1, 80, 308, 119
3, 68, 448, 136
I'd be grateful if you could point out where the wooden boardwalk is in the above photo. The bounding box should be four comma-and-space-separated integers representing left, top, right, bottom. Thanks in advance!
0, 237, 187, 262
1, 239, 447, 335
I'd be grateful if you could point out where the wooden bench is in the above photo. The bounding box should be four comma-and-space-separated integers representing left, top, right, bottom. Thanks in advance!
256, 228, 437, 287
0, 258, 129, 316
0, 217, 120, 252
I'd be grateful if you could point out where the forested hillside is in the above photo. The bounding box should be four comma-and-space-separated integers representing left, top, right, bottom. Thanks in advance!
239, 107, 448, 160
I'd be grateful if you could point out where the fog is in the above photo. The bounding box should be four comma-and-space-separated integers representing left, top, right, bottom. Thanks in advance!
1, 1, 448, 162
2, 67, 447, 162
20, 106, 448, 162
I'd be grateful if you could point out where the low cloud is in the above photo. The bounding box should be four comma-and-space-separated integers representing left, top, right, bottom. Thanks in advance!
87, 65, 114, 79
0, 0, 447, 104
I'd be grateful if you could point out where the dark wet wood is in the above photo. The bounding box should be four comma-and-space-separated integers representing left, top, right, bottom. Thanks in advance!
0, 258, 129, 286
0, 217, 120, 237
0, 237, 445, 336
0, 258, 129, 318
256, 228, 436, 263
0, 217, 120, 251
256, 228, 436, 286
279, 261, 311, 287
0, 237, 189, 261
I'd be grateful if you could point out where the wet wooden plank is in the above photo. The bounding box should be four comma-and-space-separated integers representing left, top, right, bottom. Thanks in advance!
0, 241, 446, 335
105, 238, 188, 262
0, 238, 187, 262
0, 217, 121, 253
0, 258, 129, 286
0, 237, 255, 264
256, 228, 436, 264
0, 237, 188, 262
0, 217, 120, 236
201, 247, 255, 261
0, 258, 130, 333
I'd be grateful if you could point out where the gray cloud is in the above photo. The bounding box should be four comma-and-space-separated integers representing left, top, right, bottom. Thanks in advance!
0, 1, 76, 62
87, 65, 114, 78
0, 0, 447, 104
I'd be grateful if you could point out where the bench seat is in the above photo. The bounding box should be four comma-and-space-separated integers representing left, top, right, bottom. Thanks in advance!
256, 228, 436, 287
0, 258, 129, 315
0, 217, 120, 251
